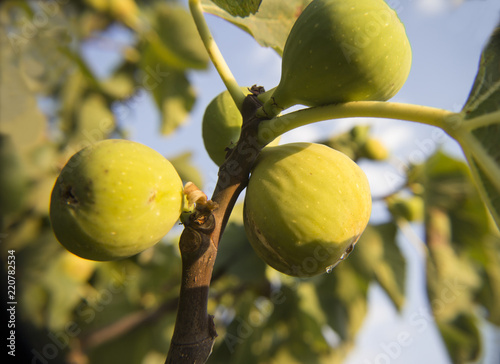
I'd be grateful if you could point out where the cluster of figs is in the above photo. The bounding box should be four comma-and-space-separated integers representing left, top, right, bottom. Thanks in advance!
50, 0, 411, 277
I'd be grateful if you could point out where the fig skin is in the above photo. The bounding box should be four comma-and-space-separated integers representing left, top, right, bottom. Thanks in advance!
267, 0, 412, 113
202, 88, 252, 166
243, 143, 372, 277
50, 139, 184, 261
203, 88, 279, 166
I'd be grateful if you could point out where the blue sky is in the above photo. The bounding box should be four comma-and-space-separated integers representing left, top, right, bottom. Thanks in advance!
83, 0, 500, 362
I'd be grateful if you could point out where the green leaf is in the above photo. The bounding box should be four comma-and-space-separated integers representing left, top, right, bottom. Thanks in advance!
425, 208, 482, 322
475, 234, 500, 326
210, 0, 262, 17
202, 0, 313, 56
316, 264, 369, 342
71, 93, 115, 144
213, 203, 267, 282
0, 134, 29, 214
147, 3, 209, 70
0, 32, 46, 150
456, 22, 500, 229
140, 45, 196, 135
462, 25, 500, 119
410, 151, 492, 255
437, 313, 482, 364
101, 65, 136, 100
169, 151, 204, 188
349, 223, 406, 311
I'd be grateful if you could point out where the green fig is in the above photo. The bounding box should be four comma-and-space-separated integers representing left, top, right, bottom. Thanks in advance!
203, 88, 280, 166
360, 138, 389, 160
244, 143, 372, 277
262, 0, 412, 116
387, 195, 424, 222
50, 139, 184, 261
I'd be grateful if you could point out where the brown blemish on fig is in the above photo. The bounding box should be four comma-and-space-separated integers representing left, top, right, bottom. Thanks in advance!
62, 184, 78, 205
148, 190, 157, 204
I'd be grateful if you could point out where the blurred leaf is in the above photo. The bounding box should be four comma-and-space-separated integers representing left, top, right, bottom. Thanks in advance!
133, 242, 182, 305
84, 0, 140, 27
101, 65, 136, 100
147, 3, 209, 70
140, 45, 196, 134
0, 134, 30, 214
69, 93, 115, 145
16, 230, 82, 331
425, 208, 482, 322
316, 263, 369, 342
411, 151, 491, 256
437, 313, 482, 364
28, 173, 58, 215
265, 284, 329, 363
210, 0, 262, 17
43, 251, 97, 331
169, 151, 203, 188
18, 27, 73, 93
297, 282, 325, 325
457, 23, 500, 229
0, 33, 46, 150
475, 234, 500, 326
350, 223, 406, 310
85, 295, 176, 364
59, 70, 89, 134
214, 203, 267, 282
209, 290, 263, 364
202, 0, 313, 56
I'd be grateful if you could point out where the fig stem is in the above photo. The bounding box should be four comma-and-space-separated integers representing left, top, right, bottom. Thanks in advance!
462, 110, 500, 131
188, 0, 246, 111
256, 101, 458, 146
165, 91, 266, 364
457, 129, 500, 192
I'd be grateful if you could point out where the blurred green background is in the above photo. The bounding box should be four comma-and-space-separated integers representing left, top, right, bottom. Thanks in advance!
1, 0, 499, 363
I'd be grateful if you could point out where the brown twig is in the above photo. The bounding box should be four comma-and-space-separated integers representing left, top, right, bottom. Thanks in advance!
79, 297, 179, 351
165, 87, 267, 363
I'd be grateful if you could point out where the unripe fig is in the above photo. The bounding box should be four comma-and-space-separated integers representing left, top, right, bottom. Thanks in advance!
387, 195, 424, 222
50, 139, 184, 261
203, 88, 279, 166
360, 138, 389, 160
244, 143, 372, 277
263, 0, 412, 115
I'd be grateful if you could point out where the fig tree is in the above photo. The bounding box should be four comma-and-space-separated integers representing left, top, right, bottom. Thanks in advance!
243, 143, 372, 277
263, 0, 412, 115
50, 139, 184, 261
